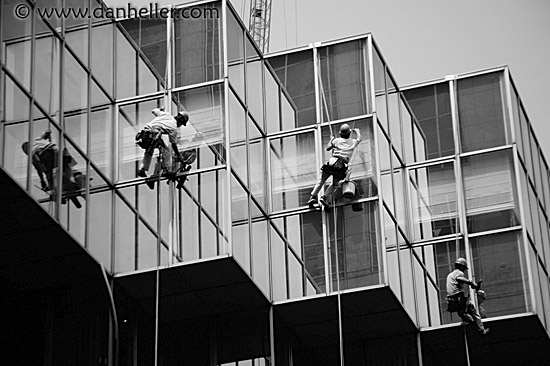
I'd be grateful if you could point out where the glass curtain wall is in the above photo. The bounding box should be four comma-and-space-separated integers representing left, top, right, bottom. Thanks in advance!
402, 69, 547, 330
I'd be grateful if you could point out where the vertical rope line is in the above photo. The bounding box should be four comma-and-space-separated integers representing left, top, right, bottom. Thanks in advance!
332, 202, 344, 366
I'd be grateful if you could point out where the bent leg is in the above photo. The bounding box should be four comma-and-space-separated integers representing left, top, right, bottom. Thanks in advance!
311, 170, 331, 197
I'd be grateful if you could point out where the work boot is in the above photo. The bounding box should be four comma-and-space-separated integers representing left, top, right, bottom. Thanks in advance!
137, 169, 147, 178
319, 196, 330, 210
479, 328, 490, 335
307, 196, 317, 208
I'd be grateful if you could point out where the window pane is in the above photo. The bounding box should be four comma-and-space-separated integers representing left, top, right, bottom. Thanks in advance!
246, 40, 264, 130
458, 72, 508, 152
328, 201, 380, 290
120, 17, 167, 86
232, 175, 250, 273
116, 31, 137, 99
403, 82, 453, 160
89, 188, 112, 268
249, 119, 265, 208
319, 40, 368, 122
118, 98, 163, 181
174, 83, 225, 170
2, 2, 32, 91
114, 193, 136, 273
372, 47, 387, 132
34, 33, 60, 117
174, 3, 222, 87
90, 106, 113, 179
471, 232, 528, 317
268, 49, 315, 126
63, 47, 88, 112
264, 66, 280, 133
409, 162, 458, 241
271, 225, 287, 301
462, 150, 519, 233
227, 9, 244, 98
270, 131, 316, 211
322, 119, 378, 201
252, 218, 269, 296
91, 24, 114, 97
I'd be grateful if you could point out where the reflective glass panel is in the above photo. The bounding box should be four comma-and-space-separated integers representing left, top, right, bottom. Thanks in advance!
89, 188, 112, 268
174, 83, 226, 170
116, 31, 137, 99
227, 9, 245, 98
328, 201, 380, 290
118, 98, 163, 181
319, 40, 367, 121
34, 31, 60, 117
91, 24, 114, 97
462, 150, 519, 233
457, 72, 508, 152
174, 2, 222, 87
409, 162, 458, 241
270, 131, 316, 211
2, 1, 32, 90
471, 232, 528, 317
268, 50, 315, 126
403, 82, 452, 160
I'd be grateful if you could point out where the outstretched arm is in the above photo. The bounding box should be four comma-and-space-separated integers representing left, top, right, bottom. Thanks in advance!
354, 128, 362, 143
456, 275, 479, 290
326, 135, 335, 151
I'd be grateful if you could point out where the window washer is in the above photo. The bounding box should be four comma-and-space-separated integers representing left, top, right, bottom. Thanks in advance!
308, 123, 361, 209
136, 108, 189, 178
446, 258, 490, 335
22, 130, 57, 192
22, 130, 84, 208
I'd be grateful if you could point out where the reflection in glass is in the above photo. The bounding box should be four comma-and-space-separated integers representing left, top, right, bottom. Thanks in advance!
403, 83, 452, 160
265, 66, 280, 133
2, 2, 32, 90
89, 188, 112, 268
232, 175, 250, 273
328, 201, 380, 291
174, 84, 225, 170
91, 24, 114, 96
462, 150, 519, 233
252, 218, 269, 296
373, 47, 387, 132
270, 131, 316, 211
471, 232, 528, 317
271, 225, 287, 301
120, 17, 167, 86
116, 31, 137, 99
457, 72, 508, 152
34, 33, 60, 117
268, 50, 315, 126
227, 8, 245, 98
174, 3, 222, 87
409, 162, 458, 241
90, 107, 113, 179
319, 40, 367, 121
63, 47, 88, 112
118, 98, 163, 181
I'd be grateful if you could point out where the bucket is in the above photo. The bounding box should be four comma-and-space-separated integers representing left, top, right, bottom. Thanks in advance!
342, 180, 356, 199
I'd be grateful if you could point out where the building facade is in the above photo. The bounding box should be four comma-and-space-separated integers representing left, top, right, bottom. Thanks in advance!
1, 0, 549, 365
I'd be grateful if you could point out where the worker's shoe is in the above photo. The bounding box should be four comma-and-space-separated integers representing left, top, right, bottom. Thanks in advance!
319, 196, 330, 210
137, 169, 147, 178
307, 196, 317, 208
479, 328, 490, 335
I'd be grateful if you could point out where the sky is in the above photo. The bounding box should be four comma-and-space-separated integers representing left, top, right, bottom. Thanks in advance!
108, 0, 550, 158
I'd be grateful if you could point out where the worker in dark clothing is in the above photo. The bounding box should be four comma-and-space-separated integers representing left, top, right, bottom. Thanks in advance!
22, 130, 57, 191
22, 130, 84, 208
135, 108, 189, 178
446, 258, 490, 335
308, 123, 361, 209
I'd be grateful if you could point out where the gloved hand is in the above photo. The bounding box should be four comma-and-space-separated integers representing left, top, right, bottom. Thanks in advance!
470, 281, 479, 291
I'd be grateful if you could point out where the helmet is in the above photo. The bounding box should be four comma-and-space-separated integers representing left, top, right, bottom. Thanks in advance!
455, 258, 468, 269
176, 112, 189, 127
21, 142, 29, 154
339, 123, 351, 138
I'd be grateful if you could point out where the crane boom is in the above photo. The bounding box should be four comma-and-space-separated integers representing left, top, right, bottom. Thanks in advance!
249, 0, 272, 54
